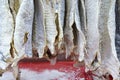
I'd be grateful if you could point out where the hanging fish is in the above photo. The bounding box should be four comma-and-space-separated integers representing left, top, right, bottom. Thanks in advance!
14, 0, 34, 57
84, 0, 101, 71
0, 0, 15, 74
64, 0, 75, 58
0, 0, 22, 79
32, 0, 46, 58
95, 0, 120, 79
74, 0, 86, 62
53, 0, 65, 50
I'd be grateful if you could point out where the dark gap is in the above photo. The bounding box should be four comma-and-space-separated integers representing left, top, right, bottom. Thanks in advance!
55, 13, 60, 45
23, 32, 29, 45
78, 0, 86, 33
8, 0, 17, 57
63, 0, 67, 31
115, 0, 120, 60
44, 48, 57, 59
103, 74, 113, 80
10, 42, 14, 58
32, 0, 37, 41
32, 0, 39, 57
32, 48, 39, 58
71, 23, 79, 60
14, 0, 20, 14
8, 0, 16, 29
72, 23, 78, 46
91, 53, 98, 66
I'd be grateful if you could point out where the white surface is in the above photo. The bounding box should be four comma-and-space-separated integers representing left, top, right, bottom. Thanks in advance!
0, 69, 67, 80
0, 69, 85, 80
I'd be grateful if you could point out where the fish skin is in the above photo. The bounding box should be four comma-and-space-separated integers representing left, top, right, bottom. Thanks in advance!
96, 0, 120, 79
32, 0, 46, 58
84, 0, 101, 70
64, 0, 86, 61
64, 0, 75, 58
54, 0, 65, 50
14, 0, 34, 57
74, 0, 86, 62
42, 0, 58, 55
0, 0, 15, 70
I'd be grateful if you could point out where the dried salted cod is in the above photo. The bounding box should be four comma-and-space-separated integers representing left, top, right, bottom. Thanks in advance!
0, 1, 24, 79
64, 0, 86, 61
53, 0, 65, 50
85, 0, 101, 70
14, 0, 34, 57
73, 0, 86, 62
64, 0, 75, 58
32, 0, 46, 58
78, 0, 87, 33
94, 0, 120, 79
42, 0, 58, 55
0, 0, 15, 70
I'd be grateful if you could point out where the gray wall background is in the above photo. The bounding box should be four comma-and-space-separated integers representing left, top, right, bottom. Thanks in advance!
115, 0, 120, 60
